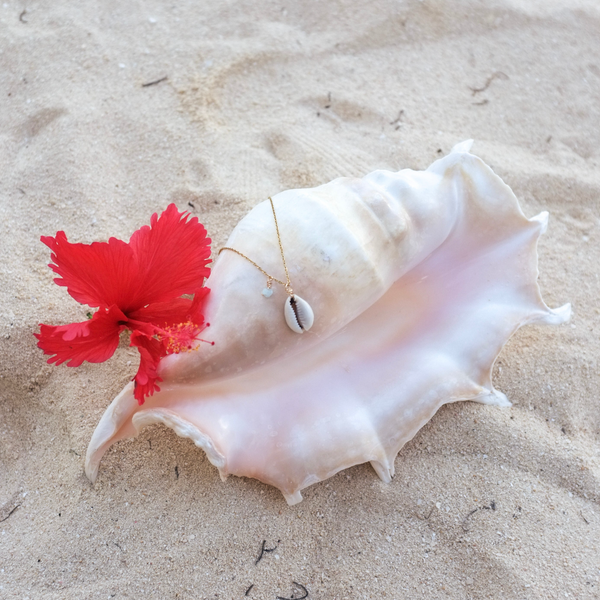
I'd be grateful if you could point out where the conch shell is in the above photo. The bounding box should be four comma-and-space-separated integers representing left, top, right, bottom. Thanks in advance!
85, 141, 570, 504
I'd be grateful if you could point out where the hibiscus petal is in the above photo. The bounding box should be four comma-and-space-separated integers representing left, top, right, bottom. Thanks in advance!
128, 289, 211, 404
128, 204, 211, 308
128, 288, 210, 327
42, 232, 138, 309
35, 306, 125, 367
130, 332, 164, 405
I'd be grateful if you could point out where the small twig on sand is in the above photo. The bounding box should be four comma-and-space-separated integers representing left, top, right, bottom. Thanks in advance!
0, 504, 20, 523
142, 76, 168, 88
255, 539, 279, 565
461, 508, 479, 531
390, 109, 405, 130
469, 72, 508, 95
414, 505, 435, 521
277, 582, 309, 600
245, 584, 254, 596
462, 501, 496, 532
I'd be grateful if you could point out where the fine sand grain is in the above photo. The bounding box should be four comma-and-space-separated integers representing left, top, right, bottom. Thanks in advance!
1, 1, 599, 598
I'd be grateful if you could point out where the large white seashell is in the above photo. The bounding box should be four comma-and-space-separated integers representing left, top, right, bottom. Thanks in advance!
85, 141, 570, 505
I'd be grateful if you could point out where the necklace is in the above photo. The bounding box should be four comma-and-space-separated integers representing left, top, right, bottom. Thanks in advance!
218, 197, 315, 334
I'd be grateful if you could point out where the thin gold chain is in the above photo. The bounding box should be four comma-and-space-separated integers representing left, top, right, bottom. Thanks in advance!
218, 197, 294, 296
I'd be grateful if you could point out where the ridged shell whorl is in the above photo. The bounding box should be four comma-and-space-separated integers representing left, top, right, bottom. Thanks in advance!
159, 142, 463, 383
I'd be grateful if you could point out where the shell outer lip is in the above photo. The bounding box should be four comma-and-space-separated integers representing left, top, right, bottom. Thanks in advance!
284, 294, 314, 333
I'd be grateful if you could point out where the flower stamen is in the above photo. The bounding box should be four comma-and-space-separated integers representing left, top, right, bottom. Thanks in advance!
157, 321, 214, 354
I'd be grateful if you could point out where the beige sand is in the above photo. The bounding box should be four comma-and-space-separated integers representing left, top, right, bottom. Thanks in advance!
1, 0, 599, 598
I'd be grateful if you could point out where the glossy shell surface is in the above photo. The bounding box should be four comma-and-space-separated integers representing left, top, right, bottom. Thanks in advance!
284, 295, 314, 333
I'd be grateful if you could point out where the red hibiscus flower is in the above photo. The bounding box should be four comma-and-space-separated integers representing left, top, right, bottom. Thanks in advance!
34, 204, 212, 404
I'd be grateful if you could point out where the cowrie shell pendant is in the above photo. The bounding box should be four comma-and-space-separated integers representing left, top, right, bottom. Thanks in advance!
284, 294, 314, 333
